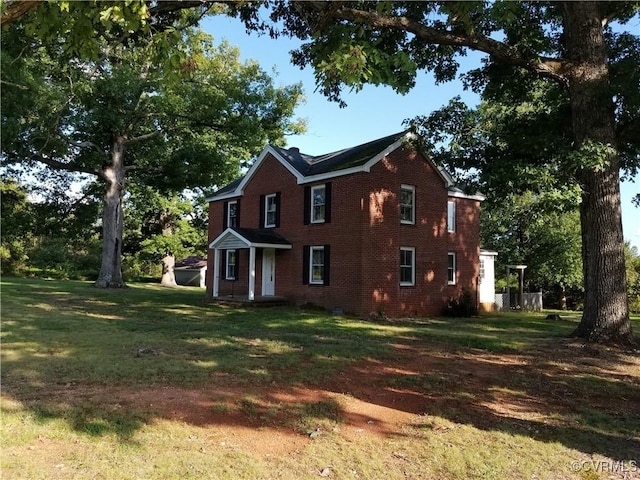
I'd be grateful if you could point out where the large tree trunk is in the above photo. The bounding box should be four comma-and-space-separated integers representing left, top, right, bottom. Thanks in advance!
159, 211, 178, 287
160, 254, 178, 287
563, 2, 633, 344
95, 135, 127, 288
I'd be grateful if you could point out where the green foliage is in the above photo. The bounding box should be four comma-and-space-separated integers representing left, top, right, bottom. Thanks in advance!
626, 243, 640, 313
481, 192, 583, 293
1, 177, 103, 279
444, 289, 478, 317
3, 0, 204, 67
2, 21, 304, 184
121, 184, 207, 279
2, 12, 305, 283
0, 179, 33, 274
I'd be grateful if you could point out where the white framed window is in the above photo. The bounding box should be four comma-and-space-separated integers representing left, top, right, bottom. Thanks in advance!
400, 185, 415, 224
265, 193, 277, 228
311, 185, 326, 223
226, 250, 237, 280
447, 201, 456, 233
479, 258, 485, 281
400, 247, 415, 286
448, 252, 456, 285
310, 246, 325, 284
227, 200, 238, 228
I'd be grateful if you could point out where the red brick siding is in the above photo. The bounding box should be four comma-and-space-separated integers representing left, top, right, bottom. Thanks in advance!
206, 146, 481, 316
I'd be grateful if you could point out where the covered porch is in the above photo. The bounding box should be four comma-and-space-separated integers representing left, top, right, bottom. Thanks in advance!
209, 227, 292, 301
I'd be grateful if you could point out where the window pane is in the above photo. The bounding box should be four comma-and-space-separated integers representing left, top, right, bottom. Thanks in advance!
400, 266, 412, 283
401, 187, 414, 223
448, 253, 455, 284
228, 203, 237, 228
311, 186, 325, 222
265, 195, 277, 226
310, 247, 325, 283
400, 249, 414, 285
227, 251, 236, 279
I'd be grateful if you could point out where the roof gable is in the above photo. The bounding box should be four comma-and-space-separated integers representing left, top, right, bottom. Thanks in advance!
206, 131, 481, 202
209, 228, 292, 250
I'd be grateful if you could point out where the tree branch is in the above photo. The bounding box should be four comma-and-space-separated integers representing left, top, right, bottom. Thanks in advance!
315, 4, 570, 87
0, 0, 42, 26
0, 79, 29, 90
127, 130, 164, 145
30, 153, 102, 178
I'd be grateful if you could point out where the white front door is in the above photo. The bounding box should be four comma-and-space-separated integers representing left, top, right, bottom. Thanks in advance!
261, 249, 275, 296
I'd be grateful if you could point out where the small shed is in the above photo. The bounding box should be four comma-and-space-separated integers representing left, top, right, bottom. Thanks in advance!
479, 249, 498, 311
174, 256, 207, 288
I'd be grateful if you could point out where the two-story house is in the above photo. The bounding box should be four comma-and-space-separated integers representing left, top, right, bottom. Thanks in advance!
206, 131, 484, 317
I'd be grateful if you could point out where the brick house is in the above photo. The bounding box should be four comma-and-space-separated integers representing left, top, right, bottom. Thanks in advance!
206, 131, 484, 317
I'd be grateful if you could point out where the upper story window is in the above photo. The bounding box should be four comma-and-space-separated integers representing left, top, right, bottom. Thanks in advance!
265, 193, 277, 228
400, 185, 415, 224
447, 201, 456, 233
227, 200, 238, 228
304, 183, 332, 225
448, 252, 456, 285
400, 247, 415, 286
260, 193, 280, 228
311, 185, 326, 223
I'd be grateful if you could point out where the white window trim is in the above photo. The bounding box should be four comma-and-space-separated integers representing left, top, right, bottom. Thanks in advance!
447, 201, 456, 233
226, 249, 237, 280
448, 252, 456, 285
264, 193, 277, 228
227, 200, 237, 228
310, 185, 326, 224
309, 245, 325, 284
400, 247, 416, 286
400, 184, 415, 225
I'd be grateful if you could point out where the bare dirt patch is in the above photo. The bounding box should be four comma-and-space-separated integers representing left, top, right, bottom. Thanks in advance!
16, 339, 639, 461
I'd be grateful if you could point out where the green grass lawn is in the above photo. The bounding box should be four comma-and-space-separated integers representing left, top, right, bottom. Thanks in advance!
1, 277, 639, 479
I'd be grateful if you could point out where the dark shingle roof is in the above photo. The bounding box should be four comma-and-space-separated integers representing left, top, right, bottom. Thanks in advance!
212, 177, 242, 197
209, 131, 409, 199
233, 228, 291, 246
271, 131, 408, 176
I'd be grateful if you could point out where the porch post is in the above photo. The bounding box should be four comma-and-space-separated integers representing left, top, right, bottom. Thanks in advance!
213, 248, 220, 297
248, 246, 256, 301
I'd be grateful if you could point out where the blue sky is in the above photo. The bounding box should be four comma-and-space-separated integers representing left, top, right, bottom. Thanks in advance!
202, 15, 639, 250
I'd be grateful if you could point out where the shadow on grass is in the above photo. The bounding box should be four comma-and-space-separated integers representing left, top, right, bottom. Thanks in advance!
2, 277, 639, 460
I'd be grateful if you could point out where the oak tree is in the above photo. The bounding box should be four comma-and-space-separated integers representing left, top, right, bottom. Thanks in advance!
2, 19, 304, 287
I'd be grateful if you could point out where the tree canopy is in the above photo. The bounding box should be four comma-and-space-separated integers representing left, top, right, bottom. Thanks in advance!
2, 11, 305, 287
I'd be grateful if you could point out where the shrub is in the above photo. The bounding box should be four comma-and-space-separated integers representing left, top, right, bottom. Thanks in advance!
444, 289, 478, 317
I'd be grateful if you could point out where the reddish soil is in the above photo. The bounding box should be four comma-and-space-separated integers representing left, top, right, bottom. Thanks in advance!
23, 339, 640, 459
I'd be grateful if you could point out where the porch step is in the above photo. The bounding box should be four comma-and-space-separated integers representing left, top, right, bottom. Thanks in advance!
211, 295, 289, 308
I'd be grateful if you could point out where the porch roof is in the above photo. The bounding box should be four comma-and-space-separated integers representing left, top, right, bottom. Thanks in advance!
209, 227, 292, 250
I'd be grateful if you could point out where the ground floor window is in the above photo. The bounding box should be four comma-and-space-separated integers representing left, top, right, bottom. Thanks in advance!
303, 245, 331, 286
448, 252, 456, 285
226, 250, 237, 280
310, 246, 325, 284
400, 247, 415, 286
